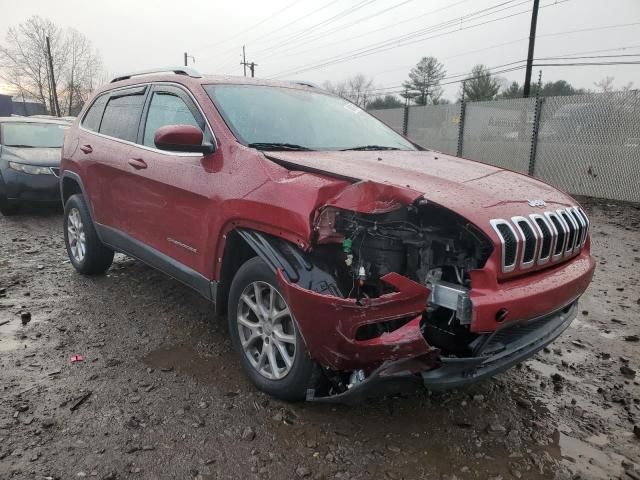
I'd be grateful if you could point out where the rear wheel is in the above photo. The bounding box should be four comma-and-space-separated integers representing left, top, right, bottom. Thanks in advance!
64, 194, 114, 274
228, 257, 315, 401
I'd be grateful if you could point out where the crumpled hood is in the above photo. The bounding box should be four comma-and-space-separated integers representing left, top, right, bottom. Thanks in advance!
265, 150, 577, 223
1, 146, 61, 167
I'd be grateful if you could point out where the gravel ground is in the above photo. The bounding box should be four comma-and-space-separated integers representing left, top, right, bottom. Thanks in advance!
0, 197, 639, 480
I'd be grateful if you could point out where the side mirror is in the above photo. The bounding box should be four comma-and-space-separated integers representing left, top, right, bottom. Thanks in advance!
154, 125, 215, 154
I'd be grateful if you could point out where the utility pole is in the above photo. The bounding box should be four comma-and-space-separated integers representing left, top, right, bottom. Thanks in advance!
523, 0, 540, 98
242, 45, 247, 77
183, 52, 195, 66
45, 36, 61, 117
241, 47, 257, 77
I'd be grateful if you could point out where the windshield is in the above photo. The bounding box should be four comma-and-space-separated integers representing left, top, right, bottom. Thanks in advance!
204, 84, 415, 151
1, 122, 66, 148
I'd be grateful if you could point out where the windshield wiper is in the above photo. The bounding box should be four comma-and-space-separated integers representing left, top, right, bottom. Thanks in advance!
248, 142, 314, 151
340, 145, 401, 151
5, 144, 35, 148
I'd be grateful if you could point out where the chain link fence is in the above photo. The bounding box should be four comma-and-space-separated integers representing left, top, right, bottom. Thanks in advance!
368, 107, 404, 134
369, 90, 640, 203
407, 104, 461, 156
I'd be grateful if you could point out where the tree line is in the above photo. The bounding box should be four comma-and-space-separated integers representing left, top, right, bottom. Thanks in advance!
325, 56, 636, 110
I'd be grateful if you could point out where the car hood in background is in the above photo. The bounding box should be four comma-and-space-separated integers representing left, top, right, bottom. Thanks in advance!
264, 150, 577, 222
1, 146, 62, 167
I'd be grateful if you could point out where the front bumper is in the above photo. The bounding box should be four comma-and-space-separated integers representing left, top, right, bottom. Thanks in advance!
0, 167, 60, 202
308, 300, 578, 403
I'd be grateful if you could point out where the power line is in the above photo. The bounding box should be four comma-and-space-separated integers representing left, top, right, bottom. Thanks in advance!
270, 0, 565, 79
212, 0, 342, 70
253, 0, 379, 58
263, 0, 521, 64
215, 0, 377, 72
192, 0, 304, 54
269, 0, 530, 77
537, 21, 640, 39
253, 0, 419, 60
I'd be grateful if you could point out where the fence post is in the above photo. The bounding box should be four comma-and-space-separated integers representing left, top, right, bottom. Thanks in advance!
528, 96, 545, 176
456, 100, 466, 157
402, 105, 409, 136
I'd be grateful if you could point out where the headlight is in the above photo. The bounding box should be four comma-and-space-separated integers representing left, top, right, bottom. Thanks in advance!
8, 162, 53, 175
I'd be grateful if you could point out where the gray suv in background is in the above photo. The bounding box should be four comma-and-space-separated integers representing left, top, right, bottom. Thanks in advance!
0, 117, 68, 215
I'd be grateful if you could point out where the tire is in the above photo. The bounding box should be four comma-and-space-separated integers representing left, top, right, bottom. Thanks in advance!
228, 257, 315, 401
63, 194, 114, 274
0, 196, 19, 216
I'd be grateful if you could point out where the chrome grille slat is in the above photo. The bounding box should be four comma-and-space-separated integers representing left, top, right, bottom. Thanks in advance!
511, 216, 537, 269
490, 219, 519, 273
529, 214, 552, 264
491, 206, 589, 273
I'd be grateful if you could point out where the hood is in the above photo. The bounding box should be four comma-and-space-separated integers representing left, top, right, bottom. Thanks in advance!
1, 146, 61, 167
264, 150, 577, 223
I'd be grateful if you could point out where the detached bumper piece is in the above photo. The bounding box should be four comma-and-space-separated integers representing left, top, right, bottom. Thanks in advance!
308, 300, 578, 404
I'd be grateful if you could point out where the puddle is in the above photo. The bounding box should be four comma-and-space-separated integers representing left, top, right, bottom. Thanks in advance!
551, 430, 625, 479
144, 344, 246, 393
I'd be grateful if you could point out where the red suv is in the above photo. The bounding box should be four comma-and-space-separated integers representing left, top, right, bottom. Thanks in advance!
60, 68, 595, 402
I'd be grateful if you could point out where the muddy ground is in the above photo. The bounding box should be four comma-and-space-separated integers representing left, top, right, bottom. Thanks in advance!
0, 197, 639, 480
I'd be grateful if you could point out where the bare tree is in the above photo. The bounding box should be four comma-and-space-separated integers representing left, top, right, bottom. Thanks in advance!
621, 81, 635, 92
594, 76, 615, 93
345, 74, 374, 108
60, 28, 104, 115
323, 74, 375, 108
0, 16, 103, 116
322, 79, 348, 98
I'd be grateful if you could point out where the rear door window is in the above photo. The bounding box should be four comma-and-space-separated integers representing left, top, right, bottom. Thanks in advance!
99, 87, 147, 142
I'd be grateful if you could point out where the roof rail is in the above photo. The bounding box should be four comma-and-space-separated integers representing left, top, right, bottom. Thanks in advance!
111, 67, 202, 83
291, 80, 321, 89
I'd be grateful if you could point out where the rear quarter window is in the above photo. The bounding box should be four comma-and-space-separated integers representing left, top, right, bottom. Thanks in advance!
81, 94, 108, 132
99, 91, 146, 142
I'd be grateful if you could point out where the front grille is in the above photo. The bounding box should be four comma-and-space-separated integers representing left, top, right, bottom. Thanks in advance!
490, 206, 589, 273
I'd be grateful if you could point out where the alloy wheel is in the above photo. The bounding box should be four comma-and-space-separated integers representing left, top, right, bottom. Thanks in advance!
237, 281, 297, 380
67, 207, 86, 263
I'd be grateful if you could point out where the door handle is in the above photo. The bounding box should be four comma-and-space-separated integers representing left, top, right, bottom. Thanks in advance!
80, 144, 93, 154
128, 158, 147, 170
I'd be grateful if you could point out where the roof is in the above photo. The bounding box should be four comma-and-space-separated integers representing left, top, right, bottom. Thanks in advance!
105, 67, 322, 94
0, 116, 70, 125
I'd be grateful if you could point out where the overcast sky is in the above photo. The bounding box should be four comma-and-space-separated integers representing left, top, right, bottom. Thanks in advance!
1, 0, 639, 100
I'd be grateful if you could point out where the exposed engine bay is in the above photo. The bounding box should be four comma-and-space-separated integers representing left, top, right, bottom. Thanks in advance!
312, 201, 493, 357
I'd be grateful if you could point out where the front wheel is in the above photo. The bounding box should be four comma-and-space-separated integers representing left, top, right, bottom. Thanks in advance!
64, 194, 114, 274
228, 257, 315, 401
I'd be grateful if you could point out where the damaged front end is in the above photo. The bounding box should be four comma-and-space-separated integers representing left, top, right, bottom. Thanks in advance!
238, 180, 591, 403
